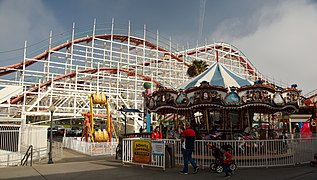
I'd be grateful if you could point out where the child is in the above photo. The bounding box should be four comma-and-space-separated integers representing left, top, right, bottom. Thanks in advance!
208, 144, 222, 161
222, 147, 233, 178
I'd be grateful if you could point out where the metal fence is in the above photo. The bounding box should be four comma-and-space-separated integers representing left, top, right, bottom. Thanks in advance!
122, 138, 166, 170
0, 124, 48, 166
121, 137, 317, 169
194, 138, 317, 168
63, 137, 117, 156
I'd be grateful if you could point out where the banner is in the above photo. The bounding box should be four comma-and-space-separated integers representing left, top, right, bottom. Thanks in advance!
133, 140, 151, 164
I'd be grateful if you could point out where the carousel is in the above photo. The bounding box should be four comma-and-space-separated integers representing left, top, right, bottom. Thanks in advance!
144, 62, 301, 140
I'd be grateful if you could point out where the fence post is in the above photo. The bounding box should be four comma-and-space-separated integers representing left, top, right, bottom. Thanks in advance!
30, 146, 33, 166
265, 140, 268, 168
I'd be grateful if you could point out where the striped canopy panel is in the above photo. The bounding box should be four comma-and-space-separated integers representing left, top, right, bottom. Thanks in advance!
179, 62, 254, 90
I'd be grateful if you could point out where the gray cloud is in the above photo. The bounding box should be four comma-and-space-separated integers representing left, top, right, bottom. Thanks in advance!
0, 0, 64, 65
0, 0, 315, 95
211, 0, 317, 94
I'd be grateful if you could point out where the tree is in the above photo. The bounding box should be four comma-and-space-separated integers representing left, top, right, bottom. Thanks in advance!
186, 60, 209, 77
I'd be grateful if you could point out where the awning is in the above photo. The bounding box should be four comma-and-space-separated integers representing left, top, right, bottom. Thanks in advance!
289, 118, 310, 123
289, 114, 312, 123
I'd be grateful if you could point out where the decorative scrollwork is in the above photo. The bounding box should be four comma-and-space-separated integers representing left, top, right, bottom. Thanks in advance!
175, 91, 189, 106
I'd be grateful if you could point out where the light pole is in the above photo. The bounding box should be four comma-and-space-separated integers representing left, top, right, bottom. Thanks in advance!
48, 104, 55, 164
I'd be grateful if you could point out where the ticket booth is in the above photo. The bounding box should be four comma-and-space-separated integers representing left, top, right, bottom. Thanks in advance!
288, 114, 312, 139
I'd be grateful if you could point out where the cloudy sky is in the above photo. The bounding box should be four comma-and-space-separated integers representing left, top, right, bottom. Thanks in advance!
0, 0, 316, 95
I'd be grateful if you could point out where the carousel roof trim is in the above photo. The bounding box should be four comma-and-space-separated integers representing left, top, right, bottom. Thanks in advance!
149, 103, 299, 113
178, 62, 253, 90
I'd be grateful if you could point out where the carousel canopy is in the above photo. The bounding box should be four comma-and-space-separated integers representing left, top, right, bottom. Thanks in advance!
179, 62, 254, 90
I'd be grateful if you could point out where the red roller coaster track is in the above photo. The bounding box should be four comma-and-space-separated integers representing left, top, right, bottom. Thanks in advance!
177, 44, 258, 77
5, 33, 312, 104
0, 34, 189, 76
10, 67, 161, 104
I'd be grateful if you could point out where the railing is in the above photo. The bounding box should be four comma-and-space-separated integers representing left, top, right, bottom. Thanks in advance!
63, 137, 117, 156
51, 141, 63, 159
121, 137, 317, 169
194, 138, 317, 168
21, 145, 33, 166
122, 138, 166, 170
0, 124, 48, 166
0, 125, 20, 152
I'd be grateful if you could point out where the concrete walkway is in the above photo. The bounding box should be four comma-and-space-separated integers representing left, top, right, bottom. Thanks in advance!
0, 149, 316, 180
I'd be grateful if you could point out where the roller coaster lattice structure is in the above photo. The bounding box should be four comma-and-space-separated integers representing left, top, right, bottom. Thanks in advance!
0, 20, 298, 130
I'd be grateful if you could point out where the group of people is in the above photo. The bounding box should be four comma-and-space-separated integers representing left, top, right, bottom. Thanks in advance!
150, 123, 234, 177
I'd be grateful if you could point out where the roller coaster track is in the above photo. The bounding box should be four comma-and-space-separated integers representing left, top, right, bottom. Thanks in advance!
0, 34, 189, 76
10, 67, 161, 104
178, 43, 258, 77
0, 33, 265, 107
1, 33, 278, 107
0, 22, 314, 131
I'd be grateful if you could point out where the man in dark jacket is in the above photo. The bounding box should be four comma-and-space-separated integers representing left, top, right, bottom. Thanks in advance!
180, 123, 199, 174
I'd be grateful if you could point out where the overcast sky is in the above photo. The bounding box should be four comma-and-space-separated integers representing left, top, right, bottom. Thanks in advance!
0, 0, 316, 95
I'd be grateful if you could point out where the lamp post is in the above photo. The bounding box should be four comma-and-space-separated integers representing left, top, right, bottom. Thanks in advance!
48, 104, 56, 164
143, 82, 151, 132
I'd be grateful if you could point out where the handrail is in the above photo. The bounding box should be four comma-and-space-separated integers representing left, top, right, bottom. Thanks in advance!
21, 145, 33, 166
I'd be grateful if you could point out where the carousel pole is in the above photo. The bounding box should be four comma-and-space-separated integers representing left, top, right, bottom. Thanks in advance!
223, 109, 226, 131
231, 111, 233, 140
205, 109, 209, 133
176, 110, 179, 128
184, 112, 190, 123
146, 112, 151, 132
173, 110, 178, 127
238, 109, 244, 129
247, 109, 250, 131
213, 111, 215, 127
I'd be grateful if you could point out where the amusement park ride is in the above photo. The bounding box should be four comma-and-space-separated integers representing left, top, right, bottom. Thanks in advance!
0, 20, 316, 141
81, 93, 116, 142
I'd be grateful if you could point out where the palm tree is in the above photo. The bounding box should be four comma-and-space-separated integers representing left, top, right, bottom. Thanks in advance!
187, 60, 209, 77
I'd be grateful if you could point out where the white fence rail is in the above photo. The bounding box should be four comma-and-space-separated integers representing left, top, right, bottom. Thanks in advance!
63, 137, 117, 156
121, 138, 317, 169
193, 138, 317, 168
0, 124, 48, 166
122, 138, 166, 170
0, 125, 20, 152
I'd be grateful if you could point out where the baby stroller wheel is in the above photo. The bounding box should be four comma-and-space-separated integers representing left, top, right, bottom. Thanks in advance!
210, 163, 217, 171
230, 163, 237, 171
216, 165, 224, 173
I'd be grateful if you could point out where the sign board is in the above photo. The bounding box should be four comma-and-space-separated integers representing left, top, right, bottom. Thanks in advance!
152, 140, 164, 156
133, 139, 151, 164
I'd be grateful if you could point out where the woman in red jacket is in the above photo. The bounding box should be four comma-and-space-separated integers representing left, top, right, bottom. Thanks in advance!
151, 126, 162, 139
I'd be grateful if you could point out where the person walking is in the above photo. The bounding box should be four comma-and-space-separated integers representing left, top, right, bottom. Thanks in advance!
151, 126, 162, 139
180, 123, 199, 174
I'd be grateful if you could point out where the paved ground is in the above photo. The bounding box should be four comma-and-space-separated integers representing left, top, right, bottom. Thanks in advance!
0, 149, 317, 180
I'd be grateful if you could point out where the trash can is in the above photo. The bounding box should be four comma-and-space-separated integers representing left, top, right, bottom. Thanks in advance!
165, 142, 175, 168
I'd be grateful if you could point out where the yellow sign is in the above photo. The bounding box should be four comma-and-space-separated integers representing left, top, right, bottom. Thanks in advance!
133, 140, 151, 164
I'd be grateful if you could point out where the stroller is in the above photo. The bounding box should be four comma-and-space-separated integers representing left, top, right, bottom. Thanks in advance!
310, 153, 317, 167
208, 144, 237, 173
